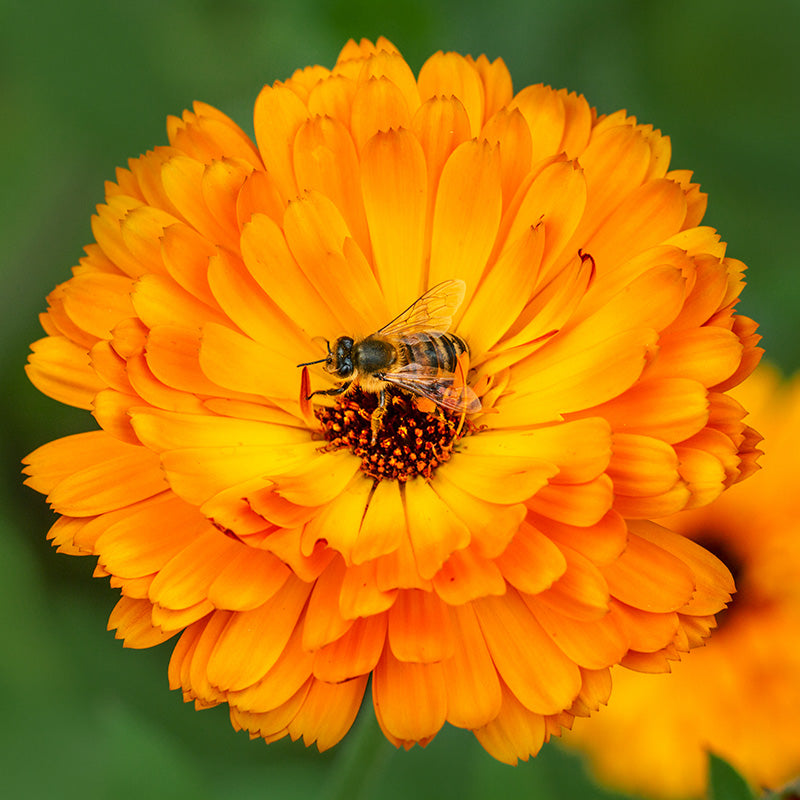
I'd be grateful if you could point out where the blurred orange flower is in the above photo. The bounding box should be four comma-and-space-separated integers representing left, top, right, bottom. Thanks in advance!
23, 37, 761, 762
566, 364, 800, 796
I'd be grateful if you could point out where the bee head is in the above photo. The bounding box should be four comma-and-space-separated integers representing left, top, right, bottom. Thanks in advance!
327, 336, 354, 378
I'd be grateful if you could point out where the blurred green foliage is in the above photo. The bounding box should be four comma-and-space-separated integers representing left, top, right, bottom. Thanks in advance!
3, 1, 799, 798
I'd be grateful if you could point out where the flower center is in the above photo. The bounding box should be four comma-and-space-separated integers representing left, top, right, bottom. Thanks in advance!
694, 531, 747, 630
314, 387, 474, 481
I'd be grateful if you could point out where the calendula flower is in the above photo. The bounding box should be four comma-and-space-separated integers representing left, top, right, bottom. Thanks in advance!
23, 37, 761, 763
566, 364, 800, 798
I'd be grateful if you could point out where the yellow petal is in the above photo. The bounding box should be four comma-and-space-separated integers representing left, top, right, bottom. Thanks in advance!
350, 76, 411, 152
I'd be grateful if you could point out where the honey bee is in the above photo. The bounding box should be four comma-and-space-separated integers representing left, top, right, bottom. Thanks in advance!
298, 279, 481, 443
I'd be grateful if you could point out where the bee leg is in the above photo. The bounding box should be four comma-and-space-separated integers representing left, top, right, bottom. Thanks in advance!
370, 387, 387, 445
307, 381, 351, 400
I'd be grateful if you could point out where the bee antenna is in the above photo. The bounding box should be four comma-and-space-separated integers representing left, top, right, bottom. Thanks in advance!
296, 357, 328, 368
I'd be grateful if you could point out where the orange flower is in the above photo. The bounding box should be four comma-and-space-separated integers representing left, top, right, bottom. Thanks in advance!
23, 37, 761, 762
566, 364, 800, 797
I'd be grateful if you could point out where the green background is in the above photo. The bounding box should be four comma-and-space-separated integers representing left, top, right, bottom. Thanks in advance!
2, 1, 798, 798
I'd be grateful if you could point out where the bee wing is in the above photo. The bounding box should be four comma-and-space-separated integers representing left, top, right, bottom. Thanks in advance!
377, 280, 466, 336
382, 362, 482, 413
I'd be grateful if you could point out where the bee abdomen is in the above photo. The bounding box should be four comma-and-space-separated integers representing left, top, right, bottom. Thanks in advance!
399, 332, 469, 372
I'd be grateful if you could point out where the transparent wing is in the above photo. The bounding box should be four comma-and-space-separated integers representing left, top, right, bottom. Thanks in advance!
381, 362, 482, 413
377, 280, 466, 337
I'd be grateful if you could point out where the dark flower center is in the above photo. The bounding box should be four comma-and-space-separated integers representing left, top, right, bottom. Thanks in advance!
694, 531, 747, 630
314, 387, 474, 482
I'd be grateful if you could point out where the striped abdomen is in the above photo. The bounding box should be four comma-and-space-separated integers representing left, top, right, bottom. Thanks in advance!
396, 331, 470, 374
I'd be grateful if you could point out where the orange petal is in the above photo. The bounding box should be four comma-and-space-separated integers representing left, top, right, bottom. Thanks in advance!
27, 435, 166, 517
509, 84, 567, 162
360, 128, 428, 312
292, 115, 371, 259
418, 51, 485, 137
206, 575, 313, 691
646, 326, 744, 387
431, 545, 506, 604
602, 530, 695, 613
527, 474, 614, 527
431, 471, 526, 559
428, 139, 502, 291
585, 377, 709, 445
608, 433, 680, 496
228, 621, 313, 713
253, 83, 309, 201
373, 646, 447, 742
402, 479, 470, 580
524, 594, 628, 670
442, 603, 502, 728
629, 520, 733, 615
500, 159, 587, 276
494, 521, 567, 594
388, 589, 455, 663
108, 596, 176, 649
339, 559, 398, 619
302, 556, 354, 651
96, 492, 206, 578
459, 223, 544, 356
240, 212, 344, 340
350, 76, 412, 152
481, 107, 532, 206
411, 95, 472, 223
26, 336, 104, 410
287, 675, 368, 751
474, 684, 547, 765
536, 544, 611, 621
148, 529, 241, 610
207, 548, 290, 611
351, 479, 407, 564
474, 588, 582, 714
498, 328, 658, 427
533, 510, 627, 566
312, 613, 387, 682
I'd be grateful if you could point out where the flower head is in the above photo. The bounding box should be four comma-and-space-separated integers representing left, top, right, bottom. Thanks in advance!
566, 364, 800, 797
23, 37, 761, 763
